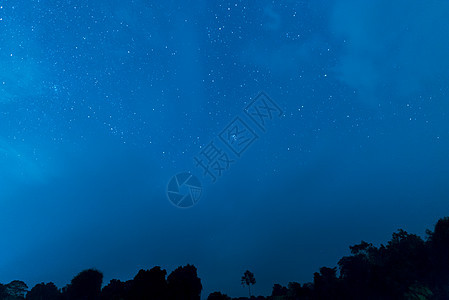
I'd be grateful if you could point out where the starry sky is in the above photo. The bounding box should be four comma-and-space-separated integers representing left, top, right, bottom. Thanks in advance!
1, 0, 449, 298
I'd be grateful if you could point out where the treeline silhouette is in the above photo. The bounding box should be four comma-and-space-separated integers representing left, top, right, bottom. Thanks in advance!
1, 216, 449, 300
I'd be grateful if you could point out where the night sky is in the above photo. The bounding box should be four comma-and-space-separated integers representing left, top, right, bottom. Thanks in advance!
1, 0, 449, 298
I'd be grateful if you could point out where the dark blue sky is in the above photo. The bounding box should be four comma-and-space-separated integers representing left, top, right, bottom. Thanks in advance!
1, 0, 449, 298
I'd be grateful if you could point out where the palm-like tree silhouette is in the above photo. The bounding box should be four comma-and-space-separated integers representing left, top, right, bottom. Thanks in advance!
241, 270, 256, 298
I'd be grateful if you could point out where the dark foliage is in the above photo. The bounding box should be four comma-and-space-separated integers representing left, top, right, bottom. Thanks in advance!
264, 217, 449, 300
167, 264, 202, 300
26, 282, 60, 300
0, 280, 28, 300
62, 269, 103, 300
207, 291, 231, 300
271, 284, 288, 297
100, 279, 128, 300
0, 284, 8, 299
128, 267, 168, 300
241, 270, 256, 298
1, 217, 449, 300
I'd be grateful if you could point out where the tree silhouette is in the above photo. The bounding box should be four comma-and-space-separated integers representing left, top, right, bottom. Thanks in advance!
64, 269, 103, 300
167, 264, 202, 300
271, 283, 288, 298
4, 280, 28, 299
335, 228, 436, 299
100, 279, 128, 300
206, 291, 231, 300
427, 216, 449, 298
285, 281, 312, 299
313, 267, 340, 298
26, 282, 60, 300
1, 215, 449, 299
0, 284, 8, 299
241, 270, 256, 298
128, 267, 168, 300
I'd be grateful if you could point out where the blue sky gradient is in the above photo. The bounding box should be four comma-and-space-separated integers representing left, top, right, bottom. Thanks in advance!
1, 0, 449, 298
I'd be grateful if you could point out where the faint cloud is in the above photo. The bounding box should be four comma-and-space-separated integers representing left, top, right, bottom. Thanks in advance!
0, 140, 45, 188
241, 37, 324, 76
332, 0, 449, 101
262, 6, 282, 31
0, 23, 47, 104
0, 56, 45, 103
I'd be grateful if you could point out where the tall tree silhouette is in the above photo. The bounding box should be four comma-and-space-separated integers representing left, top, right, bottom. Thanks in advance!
128, 266, 168, 300
26, 282, 60, 300
167, 264, 202, 300
241, 270, 256, 298
313, 267, 340, 298
64, 269, 103, 300
427, 216, 449, 298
